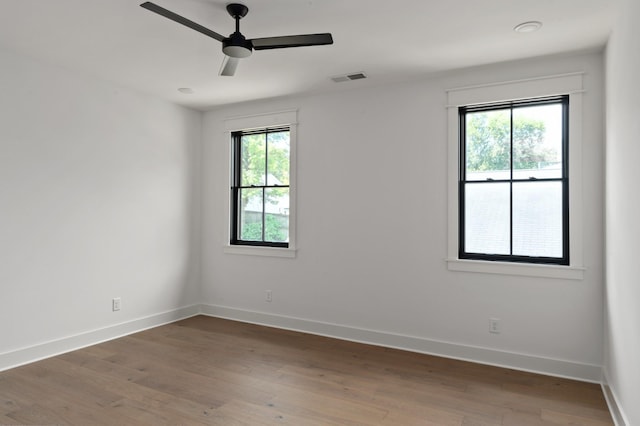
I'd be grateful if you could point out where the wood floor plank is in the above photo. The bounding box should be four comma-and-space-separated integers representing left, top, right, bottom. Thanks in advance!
1, 374, 133, 425
500, 409, 552, 426
48, 357, 220, 423
0, 413, 18, 424
0, 316, 613, 425
540, 407, 614, 425
212, 399, 333, 426
5, 403, 69, 425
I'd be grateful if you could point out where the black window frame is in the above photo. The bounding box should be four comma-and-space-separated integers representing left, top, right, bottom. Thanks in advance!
458, 95, 570, 265
230, 126, 290, 248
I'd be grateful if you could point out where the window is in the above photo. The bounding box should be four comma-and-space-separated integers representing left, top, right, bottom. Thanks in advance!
224, 110, 297, 257
446, 74, 585, 279
231, 127, 290, 247
459, 96, 569, 265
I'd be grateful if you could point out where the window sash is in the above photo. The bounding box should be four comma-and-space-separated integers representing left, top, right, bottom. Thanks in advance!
458, 96, 569, 265
230, 127, 290, 248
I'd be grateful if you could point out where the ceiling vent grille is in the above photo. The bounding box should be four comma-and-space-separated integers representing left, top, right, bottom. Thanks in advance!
331, 72, 367, 83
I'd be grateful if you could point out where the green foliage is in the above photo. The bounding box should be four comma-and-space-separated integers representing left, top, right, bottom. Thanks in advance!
241, 214, 288, 242
241, 131, 290, 203
466, 111, 557, 172
266, 131, 290, 185
240, 133, 266, 186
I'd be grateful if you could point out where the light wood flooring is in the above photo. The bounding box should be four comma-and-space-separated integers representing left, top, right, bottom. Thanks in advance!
0, 315, 613, 425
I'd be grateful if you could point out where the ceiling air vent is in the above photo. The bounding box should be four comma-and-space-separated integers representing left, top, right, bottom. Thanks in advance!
331, 72, 368, 83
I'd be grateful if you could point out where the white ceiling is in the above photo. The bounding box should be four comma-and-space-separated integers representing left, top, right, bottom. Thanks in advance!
0, 0, 614, 111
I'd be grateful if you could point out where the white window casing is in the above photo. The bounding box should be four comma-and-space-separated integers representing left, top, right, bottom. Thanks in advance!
446, 74, 585, 279
224, 110, 298, 258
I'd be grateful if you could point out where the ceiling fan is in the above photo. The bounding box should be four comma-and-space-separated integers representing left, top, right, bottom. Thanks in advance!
140, 2, 333, 76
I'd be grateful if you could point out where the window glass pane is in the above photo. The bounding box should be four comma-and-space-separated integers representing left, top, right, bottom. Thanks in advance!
513, 104, 563, 180
239, 188, 263, 241
465, 109, 511, 181
465, 183, 510, 255
265, 188, 289, 242
241, 134, 266, 186
513, 181, 563, 257
266, 131, 290, 186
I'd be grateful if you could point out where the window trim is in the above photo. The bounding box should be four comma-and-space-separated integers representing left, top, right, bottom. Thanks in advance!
224, 110, 297, 257
446, 73, 584, 279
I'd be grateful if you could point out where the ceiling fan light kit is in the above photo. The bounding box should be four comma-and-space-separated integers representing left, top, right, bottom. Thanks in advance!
140, 1, 333, 76
222, 36, 252, 58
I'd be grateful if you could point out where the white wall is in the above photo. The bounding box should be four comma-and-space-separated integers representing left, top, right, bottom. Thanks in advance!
0, 47, 201, 365
604, 0, 640, 423
202, 51, 605, 380
0, 39, 609, 387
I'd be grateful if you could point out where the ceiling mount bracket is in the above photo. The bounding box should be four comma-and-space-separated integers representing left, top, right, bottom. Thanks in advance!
226, 4, 248, 20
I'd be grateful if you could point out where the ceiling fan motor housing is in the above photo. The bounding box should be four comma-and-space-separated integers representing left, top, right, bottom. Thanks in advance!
222, 32, 253, 58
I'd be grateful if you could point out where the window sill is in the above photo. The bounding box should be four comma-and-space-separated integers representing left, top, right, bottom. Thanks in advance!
224, 245, 297, 258
446, 258, 584, 280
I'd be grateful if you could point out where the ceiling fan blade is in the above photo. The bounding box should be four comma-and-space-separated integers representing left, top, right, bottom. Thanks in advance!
251, 33, 333, 50
219, 56, 240, 76
140, 2, 225, 42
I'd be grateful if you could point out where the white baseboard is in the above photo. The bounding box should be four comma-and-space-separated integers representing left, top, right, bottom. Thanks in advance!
0, 303, 603, 385
201, 304, 603, 383
0, 304, 200, 372
602, 369, 629, 426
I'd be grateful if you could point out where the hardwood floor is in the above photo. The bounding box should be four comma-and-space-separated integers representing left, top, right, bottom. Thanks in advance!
0, 316, 612, 425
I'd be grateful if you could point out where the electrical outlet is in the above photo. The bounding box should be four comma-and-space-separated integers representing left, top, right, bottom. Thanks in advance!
266, 290, 272, 302
112, 297, 121, 311
489, 318, 501, 334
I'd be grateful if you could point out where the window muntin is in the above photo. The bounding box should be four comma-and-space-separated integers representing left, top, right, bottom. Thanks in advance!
231, 127, 290, 247
459, 96, 569, 265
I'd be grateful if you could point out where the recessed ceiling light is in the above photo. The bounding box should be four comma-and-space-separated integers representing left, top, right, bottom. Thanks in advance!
178, 87, 194, 94
514, 21, 543, 33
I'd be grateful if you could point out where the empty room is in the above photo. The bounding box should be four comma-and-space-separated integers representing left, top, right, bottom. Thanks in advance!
1, 0, 638, 425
